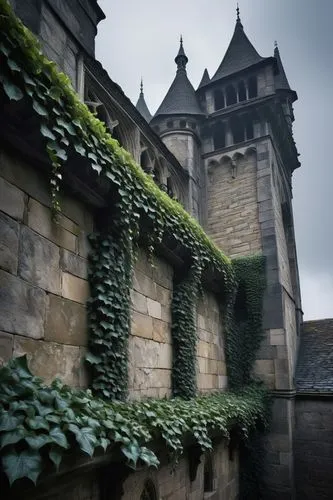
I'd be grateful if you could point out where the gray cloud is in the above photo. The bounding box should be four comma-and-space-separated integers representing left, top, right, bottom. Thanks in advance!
96, 0, 333, 320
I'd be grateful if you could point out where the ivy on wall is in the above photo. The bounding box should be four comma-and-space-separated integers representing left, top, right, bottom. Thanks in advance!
171, 263, 201, 399
0, 2, 271, 492
0, 357, 268, 486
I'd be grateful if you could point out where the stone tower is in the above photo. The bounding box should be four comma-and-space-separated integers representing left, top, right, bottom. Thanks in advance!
149, 8, 303, 499
150, 37, 205, 220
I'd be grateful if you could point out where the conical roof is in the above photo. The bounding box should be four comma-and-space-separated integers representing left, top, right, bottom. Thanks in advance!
198, 68, 210, 88
211, 10, 266, 83
274, 43, 291, 91
136, 79, 152, 122
154, 38, 204, 117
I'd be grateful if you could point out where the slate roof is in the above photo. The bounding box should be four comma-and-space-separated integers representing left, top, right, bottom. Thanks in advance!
154, 40, 204, 117
296, 319, 333, 393
210, 17, 267, 83
198, 68, 210, 89
136, 83, 152, 123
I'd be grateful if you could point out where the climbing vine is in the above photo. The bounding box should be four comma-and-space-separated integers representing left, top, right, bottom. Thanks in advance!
87, 226, 133, 400
0, 357, 268, 487
226, 255, 266, 390
171, 263, 201, 399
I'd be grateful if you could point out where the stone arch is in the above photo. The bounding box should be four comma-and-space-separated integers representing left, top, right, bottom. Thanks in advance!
220, 154, 232, 166
140, 479, 158, 500
245, 146, 257, 159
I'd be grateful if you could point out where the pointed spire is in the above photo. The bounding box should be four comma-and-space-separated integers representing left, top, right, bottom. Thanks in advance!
210, 9, 265, 82
154, 37, 203, 117
136, 78, 152, 123
274, 42, 291, 91
198, 68, 210, 88
236, 3, 243, 29
175, 35, 188, 72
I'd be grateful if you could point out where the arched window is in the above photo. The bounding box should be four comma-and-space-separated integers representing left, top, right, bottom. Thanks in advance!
226, 84, 237, 106
213, 122, 226, 150
204, 455, 214, 493
140, 480, 157, 500
248, 76, 258, 98
245, 116, 254, 140
230, 116, 245, 144
214, 89, 225, 110
140, 150, 150, 171
238, 81, 246, 102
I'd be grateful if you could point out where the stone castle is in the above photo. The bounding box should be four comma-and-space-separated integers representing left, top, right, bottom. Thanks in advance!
0, 1, 332, 499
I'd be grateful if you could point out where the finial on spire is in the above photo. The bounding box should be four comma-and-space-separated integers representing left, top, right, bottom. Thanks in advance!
140, 77, 143, 95
236, 3, 243, 28
175, 34, 188, 71
274, 40, 278, 49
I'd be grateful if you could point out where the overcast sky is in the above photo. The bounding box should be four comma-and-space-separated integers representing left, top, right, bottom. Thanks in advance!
95, 0, 333, 321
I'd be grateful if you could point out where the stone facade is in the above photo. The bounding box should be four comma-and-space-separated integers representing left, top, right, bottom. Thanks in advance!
121, 443, 239, 500
0, 147, 92, 386
295, 399, 333, 500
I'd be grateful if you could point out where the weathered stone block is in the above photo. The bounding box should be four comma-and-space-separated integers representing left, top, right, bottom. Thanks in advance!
270, 329, 286, 346
60, 194, 94, 233
131, 311, 153, 339
131, 290, 148, 315
0, 177, 25, 220
0, 212, 19, 274
0, 270, 46, 338
147, 298, 162, 319
60, 248, 87, 279
27, 199, 76, 253
0, 331, 13, 366
19, 226, 60, 294
155, 284, 171, 306
13, 336, 85, 386
133, 271, 156, 299
130, 336, 172, 370
78, 230, 91, 259
45, 294, 87, 346
61, 272, 89, 304
152, 318, 170, 343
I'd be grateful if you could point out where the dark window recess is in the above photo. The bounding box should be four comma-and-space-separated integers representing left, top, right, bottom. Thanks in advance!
140, 480, 157, 500
213, 122, 226, 150
230, 116, 245, 144
238, 80, 246, 102
180, 120, 187, 128
166, 120, 173, 128
167, 177, 174, 198
190, 122, 196, 130
248, 76, 258, 98
245, 117, 254, 140
226, 84, 237, 106
140, 150, 149, 170
204, 456, 214, 493
214, 89, 225, 110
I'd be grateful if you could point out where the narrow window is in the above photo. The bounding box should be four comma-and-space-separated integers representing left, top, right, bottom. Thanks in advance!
213, 122, 226, 150
248, 76, 258, 98
214, 89, 225, 110
245, 116, 254, 140
238, 80, 246, 102
226, 84, 237, 106
230, 116, 245, 144
180, 120, 187, 128
204, 455, 214, 493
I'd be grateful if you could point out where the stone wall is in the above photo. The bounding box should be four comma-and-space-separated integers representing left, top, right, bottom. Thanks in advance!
121, 442, 239, 500
295, 399, 333, 500
197, 291, 227, 392
128, 249, 173, 400
205, 149, 262, 258
0, 147, 92, 386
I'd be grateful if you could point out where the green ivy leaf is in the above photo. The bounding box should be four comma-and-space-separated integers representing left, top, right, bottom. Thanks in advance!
32, 99, 48, 116
0, 428, 25, 448
68, 424, 97, 457
26, 416, 50, 431
25, 433, 52, 450
2, 448, 42, 485
40, 123, 56, 141
49, 446, 63, 470
3, 79, 23, 101
0, 414, 24, 432
121, 442, 140, 468
49, 426, 69, 449
85, 352, 101, 365
7, 58, 20, 72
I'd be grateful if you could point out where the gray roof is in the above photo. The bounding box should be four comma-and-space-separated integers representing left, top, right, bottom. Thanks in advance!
198, 68, 210, 89
296, 319, 333, 393
136, 84, 152, 123
154, 40, 204, 117
274, 45, 291, 91
210, 18, 266, 83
